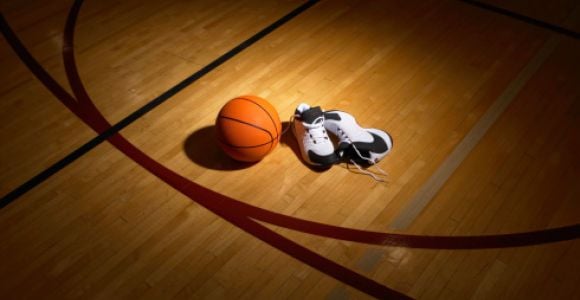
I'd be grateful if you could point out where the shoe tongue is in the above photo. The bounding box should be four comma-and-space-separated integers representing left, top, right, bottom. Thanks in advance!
300, 106, 323, 124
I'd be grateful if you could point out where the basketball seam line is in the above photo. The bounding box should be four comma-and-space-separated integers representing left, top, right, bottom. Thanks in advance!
217, 139, 274, 149
236, 97, 280, 138
218, 114, 275, 150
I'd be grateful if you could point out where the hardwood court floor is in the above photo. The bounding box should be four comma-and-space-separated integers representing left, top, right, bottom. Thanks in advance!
1, 0, 579, 299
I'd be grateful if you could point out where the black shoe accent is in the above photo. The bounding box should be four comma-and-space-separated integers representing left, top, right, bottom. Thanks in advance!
342, 147, 372, 165
298, 106, 323, 124
334, 143, 369, 164
336, 132, 391, 164
308, 150, 339, 166
336, 142, 350, 152
323, 111, 342, 121
352, 132, 389, 154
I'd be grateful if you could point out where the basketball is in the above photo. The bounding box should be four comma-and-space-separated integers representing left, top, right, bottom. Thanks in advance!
215, 95, 282, 162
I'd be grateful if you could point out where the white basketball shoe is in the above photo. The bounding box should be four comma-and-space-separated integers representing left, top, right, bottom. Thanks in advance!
292, 103, 339, 167
323, 110, 393, 165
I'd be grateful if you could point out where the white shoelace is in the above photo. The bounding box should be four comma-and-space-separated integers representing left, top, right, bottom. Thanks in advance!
303, 116, 329, 145
337, 128, 388, 182
283, 113, 388, 182
282, 115, 328, 145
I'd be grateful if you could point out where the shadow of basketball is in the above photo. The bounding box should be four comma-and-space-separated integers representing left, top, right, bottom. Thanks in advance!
183, 125, 256, 170
184, 123, 331, 172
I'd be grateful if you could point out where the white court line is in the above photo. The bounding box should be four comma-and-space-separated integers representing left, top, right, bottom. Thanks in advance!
327, 33, 561, 300
389, 36, 560, 230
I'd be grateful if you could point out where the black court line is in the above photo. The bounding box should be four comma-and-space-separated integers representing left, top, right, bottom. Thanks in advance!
460, 0, 580, 40
0, 0, 319, 209
2, 0, 578, 208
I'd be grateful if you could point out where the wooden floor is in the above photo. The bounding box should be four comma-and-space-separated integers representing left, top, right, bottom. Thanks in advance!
1, 0, 579, 299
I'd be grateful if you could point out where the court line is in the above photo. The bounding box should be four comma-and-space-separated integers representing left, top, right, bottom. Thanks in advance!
3, 2, 579, 298
389, 36, 561, 230
56, 2, 411, 297
459, 0, 580, 40
2, 0, 579, 250
0, 0, 320, 208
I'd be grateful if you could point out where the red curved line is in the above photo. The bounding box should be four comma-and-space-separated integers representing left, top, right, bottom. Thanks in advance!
59, 1, 408, 298
2, 0, 579, 296
60, 0, 579, 294
3, 0, 579, 251
3, 0, 580, 249
60, 5, 580, 252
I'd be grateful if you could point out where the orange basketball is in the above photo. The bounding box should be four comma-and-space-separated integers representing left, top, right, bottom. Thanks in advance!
215, 95, 282, 162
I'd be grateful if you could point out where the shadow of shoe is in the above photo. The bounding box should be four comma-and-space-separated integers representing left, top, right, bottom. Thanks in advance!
279, 121, 332, 173
183, 125, 256, 170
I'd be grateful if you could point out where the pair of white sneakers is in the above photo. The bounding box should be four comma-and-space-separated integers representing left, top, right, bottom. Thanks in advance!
291, 103, 393, 170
